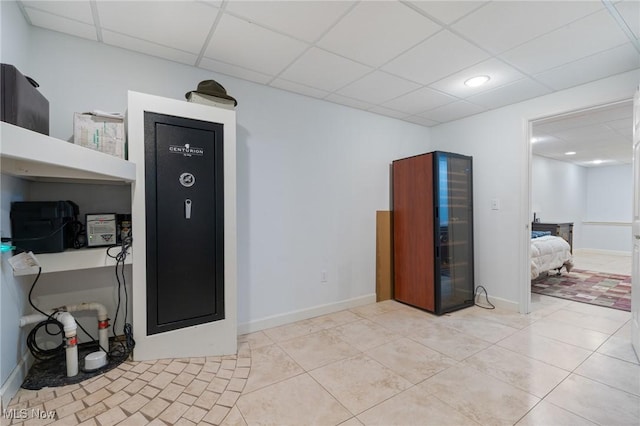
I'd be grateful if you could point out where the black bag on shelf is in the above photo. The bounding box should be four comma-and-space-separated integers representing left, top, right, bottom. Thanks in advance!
1, 63, 49, 135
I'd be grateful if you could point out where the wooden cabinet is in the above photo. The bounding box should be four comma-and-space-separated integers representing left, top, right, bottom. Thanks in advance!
531, 222, 574, 253
392, 151, 474, 315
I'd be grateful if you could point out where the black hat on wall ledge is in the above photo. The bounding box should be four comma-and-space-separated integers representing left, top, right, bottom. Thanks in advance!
185, 79, 238, 106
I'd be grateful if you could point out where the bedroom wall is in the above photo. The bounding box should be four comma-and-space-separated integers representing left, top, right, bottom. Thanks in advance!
582, 164, 632, 252
1, 4, 434, 400
430, 69, 640, 309
531, 155, 587, 248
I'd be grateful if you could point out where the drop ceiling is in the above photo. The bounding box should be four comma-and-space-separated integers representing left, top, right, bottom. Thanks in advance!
532, 100, 633, 167
17, 0, 640, 127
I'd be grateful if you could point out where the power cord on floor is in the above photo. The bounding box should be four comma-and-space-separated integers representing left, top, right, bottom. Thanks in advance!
26, 266, 112, 360
26, 267, 65, 360
106, 234, 135, 361
474, 285, 495, 310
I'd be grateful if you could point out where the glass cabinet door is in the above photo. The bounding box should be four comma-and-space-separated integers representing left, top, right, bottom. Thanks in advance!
434, 152, 474, 313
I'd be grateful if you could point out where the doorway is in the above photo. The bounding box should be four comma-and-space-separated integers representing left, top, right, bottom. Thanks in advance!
528, 100, 634, 309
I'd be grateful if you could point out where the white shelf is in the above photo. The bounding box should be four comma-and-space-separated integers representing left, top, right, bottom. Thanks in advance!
0, 122, 135, 183
13, 247, 132, 276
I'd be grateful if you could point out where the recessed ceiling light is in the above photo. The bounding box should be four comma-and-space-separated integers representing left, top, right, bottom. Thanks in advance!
530, 137, 538, 143
464, 75, 490, 87
592, 159, 603, 164
565, 151, 576, 155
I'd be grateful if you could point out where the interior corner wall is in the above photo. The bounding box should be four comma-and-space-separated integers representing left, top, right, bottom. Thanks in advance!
429, 69, 640, 306
0, 0, 31, 70
531, 155, 587, 248
21, 27, 432, 329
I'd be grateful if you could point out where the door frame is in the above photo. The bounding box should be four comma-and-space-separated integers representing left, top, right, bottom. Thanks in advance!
521, 98, 633, 314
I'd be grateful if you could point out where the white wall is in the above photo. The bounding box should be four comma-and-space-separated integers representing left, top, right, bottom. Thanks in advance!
586, 164, 632, 222
0, 0, 36, 402
430, 70, 640, 309
1, 5, 433, 397
0, 176, 29, 395
531, 155, 587, 248
24, 26, 433, 325
0, 0, 30, 70
582, 164, 633, 252
531, 156, 632, 253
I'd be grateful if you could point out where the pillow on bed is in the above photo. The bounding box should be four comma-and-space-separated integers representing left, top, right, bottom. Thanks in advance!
531, 230, 552, 239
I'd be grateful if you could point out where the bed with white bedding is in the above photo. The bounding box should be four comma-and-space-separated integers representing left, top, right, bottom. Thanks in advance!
531, 234, 574, 280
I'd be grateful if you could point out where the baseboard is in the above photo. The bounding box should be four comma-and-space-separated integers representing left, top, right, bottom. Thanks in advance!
475, 293, 519, 312
574, 248, 631, 257
237, 293, 376, 335
1, 350, 32, 409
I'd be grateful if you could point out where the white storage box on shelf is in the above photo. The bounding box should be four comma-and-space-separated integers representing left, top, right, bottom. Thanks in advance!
73, 112, 126, 159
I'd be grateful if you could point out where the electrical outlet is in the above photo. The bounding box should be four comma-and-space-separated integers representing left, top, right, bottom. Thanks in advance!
321, 270, 328, 283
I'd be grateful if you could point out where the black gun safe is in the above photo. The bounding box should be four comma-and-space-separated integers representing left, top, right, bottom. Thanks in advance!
144, 112, 224, 335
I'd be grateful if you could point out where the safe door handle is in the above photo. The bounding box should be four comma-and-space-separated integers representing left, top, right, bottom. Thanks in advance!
185, 199, 192, 219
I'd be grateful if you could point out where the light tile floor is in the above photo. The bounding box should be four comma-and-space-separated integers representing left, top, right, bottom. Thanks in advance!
572, 249, 632, 275
4, 297, 639, 426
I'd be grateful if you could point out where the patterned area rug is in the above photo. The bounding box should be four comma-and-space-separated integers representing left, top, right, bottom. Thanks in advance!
532, 269, 631, 312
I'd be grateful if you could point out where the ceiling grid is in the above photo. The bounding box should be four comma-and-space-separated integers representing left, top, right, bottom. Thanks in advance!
15, 0, 640, 148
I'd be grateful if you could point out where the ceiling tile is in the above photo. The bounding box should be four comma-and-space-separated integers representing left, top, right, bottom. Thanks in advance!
382, 87, 456, 115
452, 1, 604, 54
25, 6, 96, 41
418, 100, 486, 123
325, 94, 375, 111
501, 10, 630, 75
535, 101, 633, 132
467, 78, 551, 109
97, 1, 216, 54
532, 102, 633, 166
554, 124, 624, 143
429, 58, 524, 98
535, 119, 584, 135
615, 0, 640, 39
531, 134, 564, 146
336, 71, 421, 105
199, 57, 273, 85
269, 78, 330, 99
598, 102, 634, 122
403, 116, 440, 127
22, 1, 93, 24
382, 30, 490, 85
613, 127, 634, 141
578, 146, 630, 164
534, 43, 640, 91
224, 1, 352, 43
608, 117, 634, 133
278, 47, 372, 92
368, 106, 410, 120
205, 14, 308, 76
317, 1, 441, 67
103, 30, 197, 66
407, 1, 488, 24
